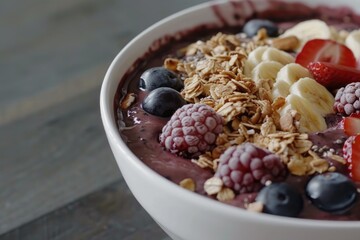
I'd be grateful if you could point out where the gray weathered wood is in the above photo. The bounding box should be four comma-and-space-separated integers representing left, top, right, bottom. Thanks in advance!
0, 88, 120, 234
0, 0, 207, 121
0, 180, 171, 240
0, 0, 207, 236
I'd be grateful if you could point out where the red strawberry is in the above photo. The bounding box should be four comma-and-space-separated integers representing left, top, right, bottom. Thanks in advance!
344, 117, 360, 136
343, 135, 360, 182
307, 62, 360, 89
295, 39, 356, 68
350, 112, 360, 118
337, 113, 360, 130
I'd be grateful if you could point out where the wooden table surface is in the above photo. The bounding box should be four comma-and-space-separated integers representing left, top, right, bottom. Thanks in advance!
0, 0, 207, 239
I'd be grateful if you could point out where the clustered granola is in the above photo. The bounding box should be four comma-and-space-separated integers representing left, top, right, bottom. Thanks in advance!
164, 32, 345, 196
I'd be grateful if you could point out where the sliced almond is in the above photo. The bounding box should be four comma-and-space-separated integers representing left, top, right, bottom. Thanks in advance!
271, 35, 300, 51
179, 178, 196, 192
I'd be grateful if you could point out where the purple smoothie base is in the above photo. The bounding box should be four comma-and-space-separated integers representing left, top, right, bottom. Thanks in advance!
115, 1, 360, 221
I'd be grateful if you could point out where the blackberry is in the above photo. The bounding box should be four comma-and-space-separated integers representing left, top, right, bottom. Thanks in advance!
334, 82, 360, 116
215, 143, 287, 194
159, 104, 223, 158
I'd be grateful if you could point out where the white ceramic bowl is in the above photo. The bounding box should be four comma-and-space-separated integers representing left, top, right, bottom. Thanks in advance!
100, 1, 360, 239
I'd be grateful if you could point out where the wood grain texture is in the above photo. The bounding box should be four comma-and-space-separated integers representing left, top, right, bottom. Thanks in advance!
0, 0, 207, 117
0, 88, 120, 234
0, 0, 208, 236
0, 181, 171, 240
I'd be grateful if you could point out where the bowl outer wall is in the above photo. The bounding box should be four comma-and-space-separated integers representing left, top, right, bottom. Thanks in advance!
100, 0, 360, 239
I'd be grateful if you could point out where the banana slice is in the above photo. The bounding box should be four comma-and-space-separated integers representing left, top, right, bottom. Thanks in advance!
261, 47, 295, 65
330, 26, 340, 43
248, 46, 269, 64
272, 80, 291, 100
251, 61, 284, 85
244, 46, 269, 76
244, 47, 294, 76
276, 63, 312, 85
329, 27, 349, 44
281, 19, 334, 51
338, 30, 350, 45
272, 63, 312, 99
345, 30, 360, 60
281, 94, 327, 133
289, 77, 335, 117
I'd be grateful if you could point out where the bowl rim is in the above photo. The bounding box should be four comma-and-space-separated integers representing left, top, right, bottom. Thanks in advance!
100, 0, 360, 228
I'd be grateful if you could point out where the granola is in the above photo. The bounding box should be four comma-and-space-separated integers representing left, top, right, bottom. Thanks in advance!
166, 32, 339, 177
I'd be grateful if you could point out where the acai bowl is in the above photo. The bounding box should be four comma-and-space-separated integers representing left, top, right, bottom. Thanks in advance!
100, 0, 360, 239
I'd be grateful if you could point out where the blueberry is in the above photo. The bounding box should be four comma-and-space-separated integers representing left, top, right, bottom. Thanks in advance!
243, 19, 279, 37
306, 172, 358, 213
142, 87, 186, 117
140, 67, 183, 91
256, 183, 303, 217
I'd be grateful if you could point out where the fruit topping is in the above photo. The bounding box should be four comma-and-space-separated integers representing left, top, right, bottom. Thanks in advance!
214, 143, 287, 194
288, 77, 335, 117
350, 112, 360, 118
142, 87, 186, 117
336, 113, 360, 130
272, 64, 334, 133
244, 46, 294, 77
334, 82, 360, 116
255, 182, 303, 217
343, 135, 360, 182
250, 61, 283, 84
295, 39, 356, 68
243, 19, 279, 38
307, 62, 360, 89
272, 63, 312, 99
306, 172, 358, 213
280, 94, 327, 133
343, 117, 360, 136
280, 19, 333, 52
159, 103, 223, 158
345, 29, 360, 60
140, 67, 183, 91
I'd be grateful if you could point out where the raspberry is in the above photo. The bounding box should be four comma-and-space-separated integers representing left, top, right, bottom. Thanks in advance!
159, 103, 223, 158
215, 143, 287, 193
334, 82, 360, 116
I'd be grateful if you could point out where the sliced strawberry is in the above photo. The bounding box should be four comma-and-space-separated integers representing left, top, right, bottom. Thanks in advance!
344, 117, 360, 136
350, 112, 360, 118
307, 62, 360, 89
343, 135, 360, 182
296, 39, 357, 68
337, 113, 360, 130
